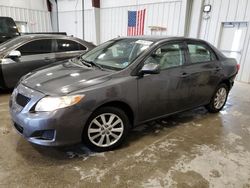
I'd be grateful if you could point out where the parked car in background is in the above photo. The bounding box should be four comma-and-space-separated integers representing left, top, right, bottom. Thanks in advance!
9, 36, 238, 151
0, 17, 20, 43
0, 34, 95, 89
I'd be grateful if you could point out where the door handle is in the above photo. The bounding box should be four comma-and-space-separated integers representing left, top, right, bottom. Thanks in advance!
180, 72, 189, 78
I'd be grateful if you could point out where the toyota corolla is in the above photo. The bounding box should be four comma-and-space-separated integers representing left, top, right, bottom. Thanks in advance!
9, 36, 238, 151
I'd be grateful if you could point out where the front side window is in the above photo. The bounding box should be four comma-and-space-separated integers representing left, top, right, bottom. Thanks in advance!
80, 39, 153, 70
187, 43, 216, 63
145, 43, 185, 70
56, 39, 86, 52
17, 39, 53, 56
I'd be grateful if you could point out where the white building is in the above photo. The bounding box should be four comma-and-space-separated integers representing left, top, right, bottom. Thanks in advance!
0, 0, 52, 32
57, 0, 250, 83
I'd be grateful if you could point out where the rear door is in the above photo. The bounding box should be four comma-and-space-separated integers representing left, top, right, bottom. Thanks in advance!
183, 41, 222, 107
137, 42, 191, 122
2, 39, 55, 88
54, 39, 87, 62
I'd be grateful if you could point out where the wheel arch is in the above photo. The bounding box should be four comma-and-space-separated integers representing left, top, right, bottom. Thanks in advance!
218, 79, 231, 90
89, 100, 135, 127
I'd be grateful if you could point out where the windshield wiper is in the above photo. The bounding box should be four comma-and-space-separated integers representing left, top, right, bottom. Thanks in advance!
80, 58, 104, 70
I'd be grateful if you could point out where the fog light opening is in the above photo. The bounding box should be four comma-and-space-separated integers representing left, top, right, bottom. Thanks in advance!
30, 130, 55, 140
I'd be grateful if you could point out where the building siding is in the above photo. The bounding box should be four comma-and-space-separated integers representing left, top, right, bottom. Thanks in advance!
195, 0, 250, 82
100, 0, 184, 42
57, 0, 250, 83
0, 0, 52, 33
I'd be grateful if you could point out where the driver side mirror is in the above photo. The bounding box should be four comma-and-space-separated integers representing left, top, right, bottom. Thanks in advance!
8, 50, 21, 59
140, 63, 160, 75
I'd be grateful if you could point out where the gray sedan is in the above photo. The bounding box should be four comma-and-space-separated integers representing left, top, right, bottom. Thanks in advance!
0, 34, 95, 89
9, 36, 238, 151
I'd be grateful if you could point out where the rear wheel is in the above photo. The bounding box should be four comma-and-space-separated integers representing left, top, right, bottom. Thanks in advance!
206, 83, 229, 113
82, 106, 131, 152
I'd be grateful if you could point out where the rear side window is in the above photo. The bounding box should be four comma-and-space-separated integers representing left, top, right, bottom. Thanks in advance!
187, 43, 216, 63
17, 39, 53, 56
56, 39, 86, 52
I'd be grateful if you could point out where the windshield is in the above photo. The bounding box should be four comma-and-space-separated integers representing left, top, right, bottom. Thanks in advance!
80, 38, 153, 70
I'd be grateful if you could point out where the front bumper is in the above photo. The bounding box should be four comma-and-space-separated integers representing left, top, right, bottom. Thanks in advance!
9, 84, 92, 146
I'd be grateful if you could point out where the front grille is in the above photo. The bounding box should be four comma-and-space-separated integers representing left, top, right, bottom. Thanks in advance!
14, 123, 23, 134
16, 93, 31, 107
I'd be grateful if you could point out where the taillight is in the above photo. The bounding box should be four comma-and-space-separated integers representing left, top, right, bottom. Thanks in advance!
237, 64, 240, 72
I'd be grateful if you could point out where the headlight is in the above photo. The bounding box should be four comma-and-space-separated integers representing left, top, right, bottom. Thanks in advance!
35, 95, 84, 112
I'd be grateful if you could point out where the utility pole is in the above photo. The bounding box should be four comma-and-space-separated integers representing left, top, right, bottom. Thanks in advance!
82, 0, 85, 39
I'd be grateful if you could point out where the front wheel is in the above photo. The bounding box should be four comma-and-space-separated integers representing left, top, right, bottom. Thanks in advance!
82, 106, 131, 152
206, 83, 229, 113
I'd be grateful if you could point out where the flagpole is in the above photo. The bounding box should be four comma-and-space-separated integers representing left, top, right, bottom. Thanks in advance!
82, 0, 85, 40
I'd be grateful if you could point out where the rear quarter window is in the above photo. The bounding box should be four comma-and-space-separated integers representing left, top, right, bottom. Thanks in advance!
187, 43, 217, 63
56, 39, 86, 52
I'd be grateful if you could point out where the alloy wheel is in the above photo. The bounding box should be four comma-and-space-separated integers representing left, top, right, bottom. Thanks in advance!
214, 87, 227, 109
87, 113, 124, 147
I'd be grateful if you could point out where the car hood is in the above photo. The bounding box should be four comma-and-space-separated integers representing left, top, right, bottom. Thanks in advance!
22, 61, 112, 95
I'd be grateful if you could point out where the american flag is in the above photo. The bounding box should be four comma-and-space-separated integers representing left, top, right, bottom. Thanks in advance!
127, 9, 146, 36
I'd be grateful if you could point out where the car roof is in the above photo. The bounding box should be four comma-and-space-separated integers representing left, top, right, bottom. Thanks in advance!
115, 35, 207, 43
18, 34, 80, 41
116, 35, 226, 60
0, 34, 95, 54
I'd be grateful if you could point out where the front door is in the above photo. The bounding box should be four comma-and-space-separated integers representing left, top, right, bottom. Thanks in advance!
2, 39, 55, 88
137, 42, 191, 122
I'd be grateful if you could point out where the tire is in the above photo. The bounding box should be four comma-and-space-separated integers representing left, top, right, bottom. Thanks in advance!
82, 106, 131, 152
206, 83, 229, 113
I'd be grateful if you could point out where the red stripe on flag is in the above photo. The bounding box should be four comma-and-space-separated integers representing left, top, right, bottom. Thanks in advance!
142, 9, 145, 35
137, 10, 140, 35
140, 9, 145, 35
139, 10, 143, 35
135, 11, 138, 35
138, 11, 142, 35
